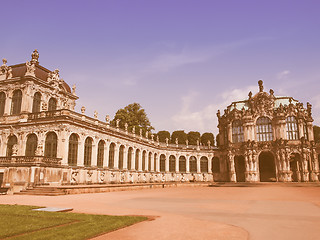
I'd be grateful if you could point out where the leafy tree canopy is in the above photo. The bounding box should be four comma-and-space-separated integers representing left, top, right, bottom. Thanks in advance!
201, 132, 215, 146
187, 131, 200, 145
111, 103, 154, 134
313, 125, 320, 143
157, 131, 170, 143
171, 130, 187, 144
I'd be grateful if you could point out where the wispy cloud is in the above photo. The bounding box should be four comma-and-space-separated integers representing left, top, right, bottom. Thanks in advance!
277, 70, 290, 80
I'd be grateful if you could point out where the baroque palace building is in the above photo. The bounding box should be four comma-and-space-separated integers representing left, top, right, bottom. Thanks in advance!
0, 50, 319, 193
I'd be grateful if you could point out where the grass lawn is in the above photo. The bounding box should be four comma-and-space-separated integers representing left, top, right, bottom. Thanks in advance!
0, 204, 147, 240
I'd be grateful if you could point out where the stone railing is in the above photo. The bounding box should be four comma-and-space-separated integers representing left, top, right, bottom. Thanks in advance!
28, 109, 217, 151
0, 156, 62, 166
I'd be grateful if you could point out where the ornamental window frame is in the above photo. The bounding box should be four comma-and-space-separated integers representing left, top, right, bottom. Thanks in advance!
0, 91, 6, 116
44, 132, 57, 158
32, 92, 41, 113
286, 116, 299, 140
232, 120, 244, 143
68, 133, 78, 165
256, 117, 273, 142
11, 89, 22, 115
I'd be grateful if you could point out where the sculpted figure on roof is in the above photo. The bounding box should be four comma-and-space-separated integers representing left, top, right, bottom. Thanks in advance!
31, 49, 39, 64
25, 61, 35, 77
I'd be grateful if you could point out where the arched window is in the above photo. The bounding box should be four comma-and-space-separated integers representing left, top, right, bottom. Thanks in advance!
11, 90, 22, 115
169, 155, 175, 172
148, 152, 152, 171
160, 154, 166, 172
232, 120, 244, 143
256, 117, 273, 142
142, 151, 146, 171
119, 145, 125, 169
154, 153, 157, 172
32, 92, 41, 113
286, 116, 299, 140
84, 137, 92, 166
68, 134, 78, 165
0, 92, 6, 116
109, 143, 115, 169
25, 134, 37, 156
200, 156, 208, 173
97, 140, 104, 167
212, 157, 220, 173
7, 135, 17, 157
45, 132, 57, 158
127, 147, 133, 170
135, 149, 140, 170
189, 156, 197, 173
303, 122, 309, 140
48, 98, 57, 111
179, 156, 186, 172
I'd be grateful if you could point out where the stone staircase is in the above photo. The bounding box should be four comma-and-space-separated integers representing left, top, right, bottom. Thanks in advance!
15, 186, 67, 196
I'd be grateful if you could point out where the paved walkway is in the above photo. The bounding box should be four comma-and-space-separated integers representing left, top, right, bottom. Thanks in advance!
1, 186, 320, 240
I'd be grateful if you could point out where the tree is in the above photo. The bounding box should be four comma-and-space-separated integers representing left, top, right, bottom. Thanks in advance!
201, 132, 215, 146
157, 131, 170, 143
187, 131, 200, 145
111, 103, 154, 134
171, 130, 187, 144
313, 125, 320, 143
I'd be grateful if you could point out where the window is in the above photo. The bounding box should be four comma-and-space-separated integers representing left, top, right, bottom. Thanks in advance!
48, 98, 57, 111
189, 156, 197, 173
25, 134, 37, 156
286, 116, 299, 140
160, 154, 166, 172
0, 92, 6, 116
200, 156, 208, 173
142, 151, 146, 170
127, 147, 133, 170
45, 132, 57, 158
109, 143, 115, 169
154, 153, 157, 172
84, 137, 92, 166
32, 92, 41, 113
68, 134, 78, 165
11, 90, 22, 115
119, 145, 125, 169
97, 140, 104, 167
7, 135, 17, 157
169, 155, 175, 172
232, 120, 244, 143
148, 152, 152, 171
179, 156, 186, 172
256, 117, 273, 142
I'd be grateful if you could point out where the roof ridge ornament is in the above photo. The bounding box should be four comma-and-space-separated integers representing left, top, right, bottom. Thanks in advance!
258, 80, 264, 92
31, 49, 39, 64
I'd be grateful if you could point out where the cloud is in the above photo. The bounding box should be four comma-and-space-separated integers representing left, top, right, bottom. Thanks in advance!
277, 70, 290, 80
171, 85, 257, 134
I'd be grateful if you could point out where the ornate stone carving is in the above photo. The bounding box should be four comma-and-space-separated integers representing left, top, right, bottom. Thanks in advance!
31, 49, 39, 64
25, 61, 36, 77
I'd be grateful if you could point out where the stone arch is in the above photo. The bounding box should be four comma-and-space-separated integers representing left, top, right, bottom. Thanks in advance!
256, 116, 273, 142
25, 133, 38, 156
160, 154, 166, 172
200, 156, 208, 173
212, 157, 220, 173
68, 133, 79, 165
44, 132, 57, 158
97, 140, 105, 168
189, 156, 197, 173
290, 153, 301, 182
234, 155, 245, 182
48, 97, 57, 111
179, 156, 186, 172
108, 142, 116, 169
119, 145, 125, 170
11, 89, 22, 115
7, 135, 17, 157
32, 92, 41, 113
169, 155, 176, 172
259, 151, 276, 182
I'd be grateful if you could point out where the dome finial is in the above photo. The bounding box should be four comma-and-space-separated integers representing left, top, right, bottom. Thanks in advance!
258, 80, 263, 92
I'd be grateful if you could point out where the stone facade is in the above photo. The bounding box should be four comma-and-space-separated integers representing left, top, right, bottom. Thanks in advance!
0, 51, 319, 193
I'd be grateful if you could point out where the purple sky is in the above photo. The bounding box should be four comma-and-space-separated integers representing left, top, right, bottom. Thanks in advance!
1, 0, 320, 135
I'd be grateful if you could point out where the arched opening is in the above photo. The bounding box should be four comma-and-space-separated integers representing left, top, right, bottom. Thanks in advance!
148, 152, 152, 171
290, 153, 301, 182
68, 134, 78, 165
84, 137, 93, 166
200, 156, 208, 173
259, 151, 276, 182
11, 90, 22, 115
25, 134, 37, 156
232, 120, 244, 143
142, 150, 146, 171
169, 155, 175, 172
109, 143, 115, 169
48, 98, 57, 111
154, 153, 157, 172
212, 157, 220, 173
32, 92, 41, 113
234, 155, 246, 182
7, 135, 17, 156
119, 145, 125, 170
256, 117, 273, 142
189, 156, 197, 173
0, 92, 6, 116
127, 147, 133, 170
44, 132, 57, 158
160, 154, 166, 172
179, 156, 186, 172
97, 140, 105, 168
135, 149, 140, 170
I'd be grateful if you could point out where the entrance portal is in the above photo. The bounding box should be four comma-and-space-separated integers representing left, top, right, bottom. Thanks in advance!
259, 152, 276, 182
235, 155, 246, 182
290, 153, 301, 182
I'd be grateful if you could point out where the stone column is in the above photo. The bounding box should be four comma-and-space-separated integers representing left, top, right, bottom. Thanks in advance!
123, 147, 128, 170
227, 123, 232, 143
21, 86, 32, 113
155, 154, 159, 172
197, 156, 201, 173
138, 150, 142, 171
131, 148, 136, 170
208, 155, 212, 173
114, 145, 119, 170
307, 122, 314, 141
103, 142, 109, 168
0, 134, 6, 156
165, 154, 169, 172
77, 138, 84, 167
145, 151, 149, 171
175, 154, 179, 173
151, 153, 155, 172
186, 155, 190, 173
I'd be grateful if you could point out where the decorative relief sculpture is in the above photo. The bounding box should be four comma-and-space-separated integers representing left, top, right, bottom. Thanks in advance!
31, 49, 39, 64
25, 61, 36, 77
